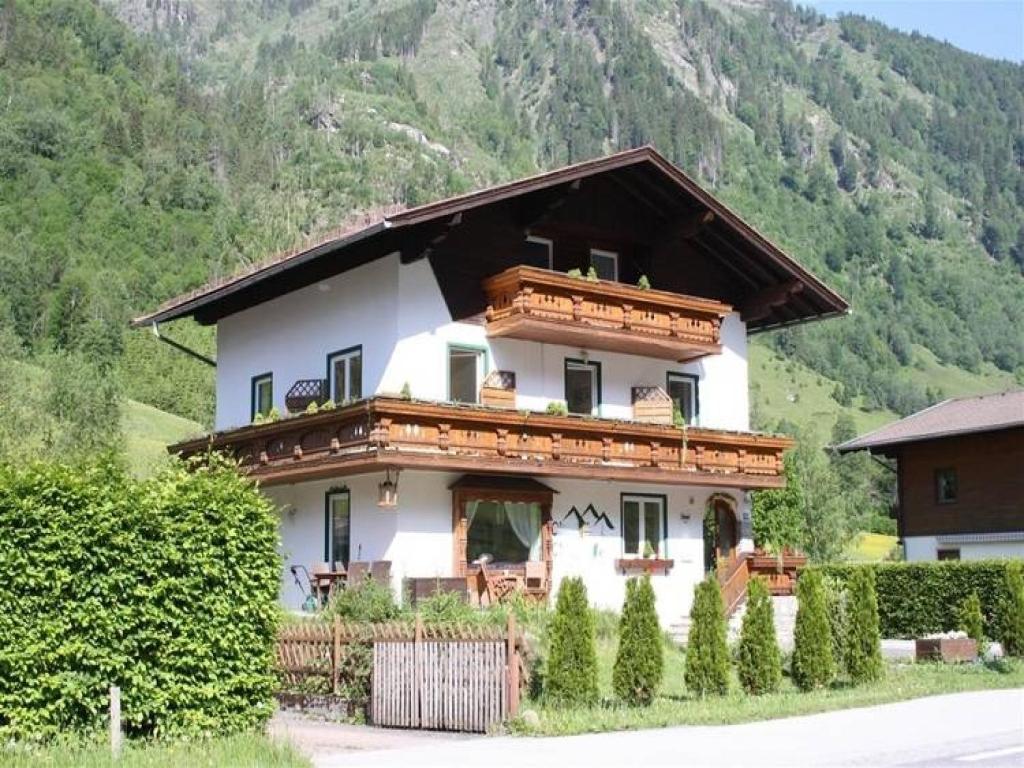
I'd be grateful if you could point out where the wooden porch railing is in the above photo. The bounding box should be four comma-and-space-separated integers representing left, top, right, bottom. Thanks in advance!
718, 553, 751, 616
748, 550, 807, 596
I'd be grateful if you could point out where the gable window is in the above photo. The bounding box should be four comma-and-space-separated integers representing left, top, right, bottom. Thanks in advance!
251, 373, 273, 420
324, 489, 351, 570
522, 236, 554, 269
935, 468, 958, 504
622, 494, 666, 558
328, 346, 362, 404
590, 248, 618, 281
565, 358, 601, 416
667, 372, 699, 426
449, 346, 486, 403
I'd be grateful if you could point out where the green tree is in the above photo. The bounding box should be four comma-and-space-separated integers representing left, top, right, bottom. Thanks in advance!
999, 564, 1024, 657
958, 592, 986, 653
684, 577, 730, 697
752, 453, 805, 552
613, 575, 664, 706
738, 578, 782, 695
545, 577, 599, 707
792, 569, 835, 690
845, 567, 883, 684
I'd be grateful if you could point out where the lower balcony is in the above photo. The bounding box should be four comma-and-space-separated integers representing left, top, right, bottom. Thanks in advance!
172, 397, 792, 488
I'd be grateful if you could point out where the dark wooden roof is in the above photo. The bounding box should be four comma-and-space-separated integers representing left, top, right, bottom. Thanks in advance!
447, 475, 558, 493
132, 146, 848, 332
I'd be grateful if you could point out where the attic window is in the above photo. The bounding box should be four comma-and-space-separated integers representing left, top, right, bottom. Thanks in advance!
590, 248, 618, 281
522, 236, 554, 269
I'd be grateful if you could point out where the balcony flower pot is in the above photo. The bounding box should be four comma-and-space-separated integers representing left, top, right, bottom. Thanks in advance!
615, 557, 674, 575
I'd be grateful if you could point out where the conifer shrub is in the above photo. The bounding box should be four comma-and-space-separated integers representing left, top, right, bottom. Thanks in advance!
823, 575, 848, 676
958, 592, 986, 654
684, 577, 730, 697
738, 578, 782, 695
544, 577, 599, 707
1000, 563, 1024, 657
792, 569, 835, 691
612, 576, 663, 706
845, 567, 883, 684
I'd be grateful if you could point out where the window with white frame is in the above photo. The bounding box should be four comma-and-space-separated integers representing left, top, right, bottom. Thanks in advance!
251, 373, 273, 420
589, 248, 618, 281
522, 236, 554, 269
667, 372, 699, 426
448, 346, 486, 403
565, 358, 600, 415
325, 489, 351, 569
621, 495, 665, 558
328, 346, 362, 404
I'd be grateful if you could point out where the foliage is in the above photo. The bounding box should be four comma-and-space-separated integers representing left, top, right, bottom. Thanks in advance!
958, 592, 986, 652
636, 274, 651, 290
738, 578, 782, 695
999, 563, 1024, 657
684, 578, 730, 697
612, 576, 663, 706
751, 454, 806, 552
844, 567, 883, 684
0, 455, 281, 739
792, 569, 835, 691
327, 577, 401, 624
822, 575, 849, 674
544, 577, 599, 707
545, 401, 568, 417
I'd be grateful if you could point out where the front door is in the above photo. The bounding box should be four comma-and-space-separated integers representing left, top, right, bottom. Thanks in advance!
703, 498, 737, 574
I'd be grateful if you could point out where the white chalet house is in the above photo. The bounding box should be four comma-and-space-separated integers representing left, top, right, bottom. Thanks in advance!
134, 147, 847, 626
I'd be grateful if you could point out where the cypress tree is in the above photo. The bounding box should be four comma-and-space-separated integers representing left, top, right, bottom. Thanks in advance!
958, 592, 985, 652
1000, 563, 1024, 657
845, 567, 883, 684
684, 577, 730, 697
545, 577, 599, 707
738, 578, 782, 695
613, 575, 664, 706
792, 569, 835, 691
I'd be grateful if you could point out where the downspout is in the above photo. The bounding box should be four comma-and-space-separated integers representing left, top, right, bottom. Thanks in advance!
151, 322, 216, 368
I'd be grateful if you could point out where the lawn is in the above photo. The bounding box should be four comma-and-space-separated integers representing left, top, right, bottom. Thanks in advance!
510, 637, 1024, 736
0, 733, 308, 768
845, 532, 899, 562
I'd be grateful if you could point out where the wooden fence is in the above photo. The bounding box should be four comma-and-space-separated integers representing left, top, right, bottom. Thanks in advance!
276, 615, 521, 733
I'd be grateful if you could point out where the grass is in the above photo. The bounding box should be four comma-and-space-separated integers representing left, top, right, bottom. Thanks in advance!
121, 399, 204, 477
510, 636, 1024, 736
845, 532, 899, 562
0, 733, 308, 768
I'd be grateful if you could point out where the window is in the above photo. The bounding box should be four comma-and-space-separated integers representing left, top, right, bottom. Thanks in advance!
622, 495, 666, 558
590, 248, 618, 281
327, 346, 362, 404
935, 468, 958, 504
667, 372, 699, 426
324, 489, 351, 569
522, 236, 554, 269
937, 548, 961, 561
564, 358, 601, 415
448, 346, 486, 403
465, 499, 542, 564
251, 373, 273, 420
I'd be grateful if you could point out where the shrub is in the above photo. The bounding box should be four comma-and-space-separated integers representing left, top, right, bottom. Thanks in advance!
305, 401, 319, 415
321, 399, 336, 411
684, 577, 730, 697
327, 577, 400, 623
0, 456, 281, 739
792, 569, 835, 691
566, 268, 583, 279
585, 266, 599, 281
613, 576, 663, 706
822, 575, 849, 675
637, 275, 651, 290
545, 401, 568, 417
267, 406, 281, 422
738, 578, 782, 695
845, 567, 883, 684
400, 382, 412, 400
545, 577, 598, 707
999, 563, 1024, 657
959, 592, 986, 652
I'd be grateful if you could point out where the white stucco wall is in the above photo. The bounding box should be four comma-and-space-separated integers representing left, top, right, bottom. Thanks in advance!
904, 535, 1024, 562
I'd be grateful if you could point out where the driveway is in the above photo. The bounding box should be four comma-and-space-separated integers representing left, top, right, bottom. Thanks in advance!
277, 688, 1024, 768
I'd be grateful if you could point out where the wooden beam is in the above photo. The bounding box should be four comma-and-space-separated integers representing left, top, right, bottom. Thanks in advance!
741, 280, 804, 323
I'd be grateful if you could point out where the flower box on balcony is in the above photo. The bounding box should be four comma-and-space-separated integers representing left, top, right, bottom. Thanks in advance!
615, 558, 674, 575
632, 385, 673, 425
285, 379, 327, 413
480, 370, 516, 409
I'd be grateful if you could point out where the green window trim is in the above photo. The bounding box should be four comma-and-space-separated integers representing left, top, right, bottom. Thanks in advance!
325, 344, 363, 404
250, 372, 273, 420
666, 371, 699, 426
324, 487, 351, 568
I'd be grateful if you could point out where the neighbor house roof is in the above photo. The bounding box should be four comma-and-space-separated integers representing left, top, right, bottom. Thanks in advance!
131, 145, 848, 331
837, 390, 1024, 454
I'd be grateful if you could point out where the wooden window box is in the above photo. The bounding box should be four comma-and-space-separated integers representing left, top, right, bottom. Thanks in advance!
914, 637, 978, 663
615, 558, 674, 575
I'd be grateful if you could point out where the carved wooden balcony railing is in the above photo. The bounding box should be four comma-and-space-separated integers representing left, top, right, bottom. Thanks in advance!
172, 397, 792, 489
483, 266, 731, 362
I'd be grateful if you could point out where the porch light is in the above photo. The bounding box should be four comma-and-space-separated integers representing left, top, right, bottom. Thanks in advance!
378, 468, 399, 508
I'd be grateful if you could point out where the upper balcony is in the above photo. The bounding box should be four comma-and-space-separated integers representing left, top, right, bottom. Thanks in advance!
482, 266, 731, 362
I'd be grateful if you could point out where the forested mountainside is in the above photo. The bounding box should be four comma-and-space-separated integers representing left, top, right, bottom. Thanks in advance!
0, 0, 1020, 552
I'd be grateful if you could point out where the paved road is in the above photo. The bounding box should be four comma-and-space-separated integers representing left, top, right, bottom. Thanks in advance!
303, 689, 1024, 768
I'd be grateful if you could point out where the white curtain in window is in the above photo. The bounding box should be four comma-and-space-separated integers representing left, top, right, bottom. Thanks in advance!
465, 500, 480, 530
505, 501, 541, 561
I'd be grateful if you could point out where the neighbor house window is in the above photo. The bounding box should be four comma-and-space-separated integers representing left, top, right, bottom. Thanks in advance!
522, 236, 554, 269
465, 499, 542, 564
327, 346, 362, 404
667, 372, 699, 426
590, 248, 618, 281
565, 358, 601, 415
622, 495, 666, 558
251, 373, 273, 420
448, 346, 486, 403
937, 548, 960, 561
324, 489, 351, 569
935, 468, 958, 504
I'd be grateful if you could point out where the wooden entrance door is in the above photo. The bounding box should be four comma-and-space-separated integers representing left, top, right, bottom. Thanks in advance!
704, 497, 738, 574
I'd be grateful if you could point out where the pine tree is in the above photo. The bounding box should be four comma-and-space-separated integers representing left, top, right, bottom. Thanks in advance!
545, 577, 599, 707
845, 567, 883, 684
684, 577, 730, 697
792, 569, 835, 691
738, 578, 782, 695
613, 576, 664, 706
1000, 564, 1024, 658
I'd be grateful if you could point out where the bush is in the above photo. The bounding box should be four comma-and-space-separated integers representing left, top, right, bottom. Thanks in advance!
959, 592, 986, 652
545, 577, 598, 707
822, 575, 848, 675
845, 567, 883, 684
612, 576, 663, 706
813, 562, 1013, 638
792, 569, 835, 691
0, 456, 281, 739
328, 577, 400, 623
684, 577, 730, 697
738, 578, 782, 695
999, 563, 1024, 657
545, 401, 568, 417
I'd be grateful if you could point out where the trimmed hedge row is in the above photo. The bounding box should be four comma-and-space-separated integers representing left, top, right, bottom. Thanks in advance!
0, 456, 281, 739
812, 561, 1012, 639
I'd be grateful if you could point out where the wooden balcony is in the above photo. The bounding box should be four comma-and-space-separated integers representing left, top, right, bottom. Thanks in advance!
172, 397, 792, 489
483, 266, 731, 361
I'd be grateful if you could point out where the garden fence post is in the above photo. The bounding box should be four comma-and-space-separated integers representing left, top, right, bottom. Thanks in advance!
333, 615, 341, 695
109, 685, 122, 759
507, 612, 519, 718
414, 613, 424, 727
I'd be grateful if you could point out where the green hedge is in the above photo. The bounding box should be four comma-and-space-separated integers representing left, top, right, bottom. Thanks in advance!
812, 561, 1012, 639
0, 456, 281, 739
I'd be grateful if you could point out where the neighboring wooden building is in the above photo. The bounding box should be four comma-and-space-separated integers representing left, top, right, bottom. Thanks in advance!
838, 391, 1024, 561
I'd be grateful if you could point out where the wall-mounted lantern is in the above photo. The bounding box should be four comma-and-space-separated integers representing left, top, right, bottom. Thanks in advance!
378, 468, 400, 508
